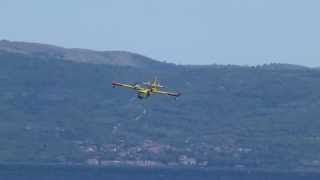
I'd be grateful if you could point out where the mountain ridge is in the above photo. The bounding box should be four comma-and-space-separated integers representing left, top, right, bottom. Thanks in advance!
0, 40, 169, 68
1, 40, 315, 70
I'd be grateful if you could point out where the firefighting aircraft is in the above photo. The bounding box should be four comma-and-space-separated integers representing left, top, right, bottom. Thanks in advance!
112, 78, 181, 99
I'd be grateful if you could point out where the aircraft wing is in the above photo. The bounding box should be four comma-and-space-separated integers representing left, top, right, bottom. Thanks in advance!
112, 82, 142, 90
153, 90, 181, 97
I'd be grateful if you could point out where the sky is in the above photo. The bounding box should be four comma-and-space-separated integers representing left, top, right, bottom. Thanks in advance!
1, 0, 320, 67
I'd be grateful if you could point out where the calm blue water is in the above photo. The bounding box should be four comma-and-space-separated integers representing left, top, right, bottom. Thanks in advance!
0, 164, 319, 180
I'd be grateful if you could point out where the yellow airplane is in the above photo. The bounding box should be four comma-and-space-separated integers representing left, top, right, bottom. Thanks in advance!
112, 78, 181, 99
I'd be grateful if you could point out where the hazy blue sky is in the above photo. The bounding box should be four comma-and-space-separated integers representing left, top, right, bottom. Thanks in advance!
1, 0, 319, 66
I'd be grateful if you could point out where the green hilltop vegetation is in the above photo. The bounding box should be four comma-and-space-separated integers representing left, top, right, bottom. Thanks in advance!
1, 40, 320, 171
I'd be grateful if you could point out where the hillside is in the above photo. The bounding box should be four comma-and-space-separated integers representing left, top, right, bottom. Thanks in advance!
1, 41, 320, 171
0, 40, 169, 68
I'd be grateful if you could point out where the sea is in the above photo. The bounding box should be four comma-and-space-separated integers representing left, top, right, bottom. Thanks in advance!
0, 164, 319, 180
